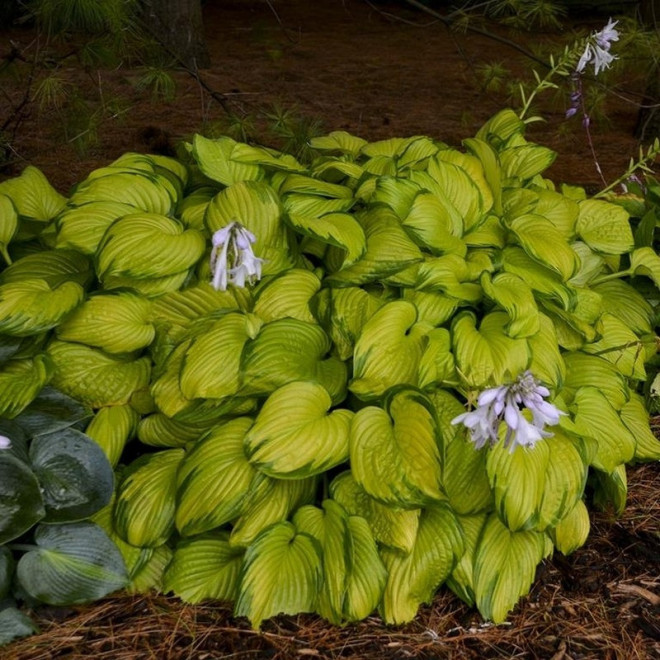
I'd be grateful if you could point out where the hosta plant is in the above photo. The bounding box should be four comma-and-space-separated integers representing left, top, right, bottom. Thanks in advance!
0, 109, 659, 638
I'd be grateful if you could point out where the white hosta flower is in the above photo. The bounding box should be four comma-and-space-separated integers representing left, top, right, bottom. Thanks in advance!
452, 371, 565, 453
0, 434, 11, 449
576, 19, 619, 75
210, 221, 264, 291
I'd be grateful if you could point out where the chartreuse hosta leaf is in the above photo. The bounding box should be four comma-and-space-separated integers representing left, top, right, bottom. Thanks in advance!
127, 544, 173, 594
350, 388, 444, 507
230, 142, 305, 173
294, 500, 387, 624
446, 513, 487, 606
309, 131, 368, 156
0, 355, 53, 418
562, 352, 629, 410
619, 393, 660, 462
96, 213, 205, 281
575, 199, 633, 254
526, 313, 566, 389
163, 531, 244, 604
0, 194, 18, 261
56, 291, 155, 354
244, 381, 352, 478
114, 449, 184, 547
415, 254, 482, 303
571, 387, 636, 473
549, 499, 590, 555
593, 280, 653, 336
380, 503, 464, 624
0, 279, 85, 336
592, 464, 627, 515
277, 173, 352, 199
137, 413, 210, 448
176, 417, 257, 536
418, 328, 458, 390
499, 143, 556, 182
16, 522, 128, 605
253, 269, 321, 323
179, 186, 214, 230
629, 247, 660, 287
85, 404, 140, 467
532, 188, 579, 240
235, 521, 322, 628
0, 165, 67, 222
473, 513, 546, 623
481, 271, 539, 338
0, 249, 92, 288
205, 180, 293, 275
48, 340, 151, 408
350, 301, 428, 399
193, 134, 264, 186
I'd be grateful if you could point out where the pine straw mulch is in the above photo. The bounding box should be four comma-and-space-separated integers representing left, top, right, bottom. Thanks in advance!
4, 463, 659, 660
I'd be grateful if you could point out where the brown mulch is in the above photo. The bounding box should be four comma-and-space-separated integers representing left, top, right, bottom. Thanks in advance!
4, 462, 659, 660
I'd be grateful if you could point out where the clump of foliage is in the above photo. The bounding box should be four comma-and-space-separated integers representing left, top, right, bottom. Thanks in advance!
0, 109, 659, 641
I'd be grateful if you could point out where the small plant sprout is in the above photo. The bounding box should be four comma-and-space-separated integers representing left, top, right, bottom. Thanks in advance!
452, 371, 565, 453
209, 221, 264, 291
0, 434, 11, 449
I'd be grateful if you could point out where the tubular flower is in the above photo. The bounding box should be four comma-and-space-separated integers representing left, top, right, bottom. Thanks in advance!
451, 371, 565, 453
576, 18, 619, 76
0, 434, 11, 449
210, 221, 264, 291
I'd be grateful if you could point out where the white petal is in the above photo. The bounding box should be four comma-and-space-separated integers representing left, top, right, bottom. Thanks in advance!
0, 435, 11, 449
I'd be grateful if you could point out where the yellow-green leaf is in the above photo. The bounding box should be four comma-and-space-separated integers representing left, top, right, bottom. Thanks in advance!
576, 199, 633, 254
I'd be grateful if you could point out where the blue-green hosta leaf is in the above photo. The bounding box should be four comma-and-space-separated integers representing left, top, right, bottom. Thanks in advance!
56, 291, 155, 354
193, 135, 264, 185
205, 180, 293, 275
526, 313, 566, 389
55, 201, 136, 254
114, 449, 184, 547
0, 166, 67, 222
0, 355, 53, 418
0, 453, 45, 543
163, 531, 244, 604
230, 474, 317, 547
592, 464, 627, 515
473, 513, 546, 623
329, 471, 420, 554
350, 301, 428, 399
309, 131, 368, 156
629, 247, 660, 287
16, 522, 128, 605
176, 417, 257, 536
137, 413, 211, 448
499, 143, 556, 181
593, 280, 653, 336
549, 499, 590, 555
235, 521, 322, 628
581, 313, 645, 380
481, 272, 540, 338
0, 606, 38, 646
245, 381, 352, 478
380, 503, 464, 624
576, 199, 633, 254
12, 386, 90, 437
418, 327, 457, 390
324, 207, 423, 286
571, 387, 636, 472
48, 340, 151, 408
446, 512, 488, 605
29, 427, 114, 523
96, 213, 205, 280
0, 279, 85, 336
253, 269, 321, 323
350, 388, 444, 507
619, 393, 660, 462
561, 352, 629, 410
70, 172, 174, 215
508, 214, 579, 281
85, 404, 140, 467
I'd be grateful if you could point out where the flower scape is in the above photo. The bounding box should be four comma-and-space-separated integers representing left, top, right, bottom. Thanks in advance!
0, 108, 659, 638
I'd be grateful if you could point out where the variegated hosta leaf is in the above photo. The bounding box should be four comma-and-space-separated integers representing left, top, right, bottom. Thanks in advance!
324, 207, 423, 286
350, 388, 444, 507
629, 247, 660, 287
473, 513, 546, 623
0, 194, 17, 260
619, 393, 660, 462
0, 249, 92, 289
230, 143, 305, 173
526, 313, 566, 389
418, 327, 457, 390
163, 531, 244, 604
113, 449, 184, 547
0, 279, 85, 336
481, 272, 539, 338
576, 199, 633, 254
532, 188, 579, 239
0, 165, 67, 222
137, 413, 210, 448
179, 186, 215, 230
593, 280, 654, 336
48, 340, 151, 408
309, 131, 368, 156
561, 352, 629, 410
244, 381, 352, 478
56, 291, 155, 354
102, 270, 191, 298
414, 254, 482, 303
85, 404, 140, 467
476, 109, 525, 144
0, 355, 53, 418
401, 290, 456, 328
253, 269, 321, 323
549, 499, 590, 555
329, 471, 420, 554
230, 474, 318, 547
499, 143, 556, 182
592, 464, 627, 515
205, 180, 293, 275
70, 171, 175, 215
128, 544, 173, 594
571, 387, 636, 473
176, 417, 257, 536
96, 213, 205, 280
380, 503, 464, 624
55, 201, 136, 254
350, 301, 428, 399
446, 512, 488, 605
235, 521, 323, 628
193, 135, 264, 186
293, 500, 387, 624
368, 176, 420, 219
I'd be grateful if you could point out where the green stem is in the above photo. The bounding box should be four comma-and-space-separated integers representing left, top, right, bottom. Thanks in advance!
590, 269, 632, 285
0, 243, 12, 266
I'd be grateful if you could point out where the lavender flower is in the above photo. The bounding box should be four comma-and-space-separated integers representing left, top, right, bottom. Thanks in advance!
0, 434, 11, 449
576, 18, 619, 76
451, 371, 565, 453
210, 221, 264, 291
